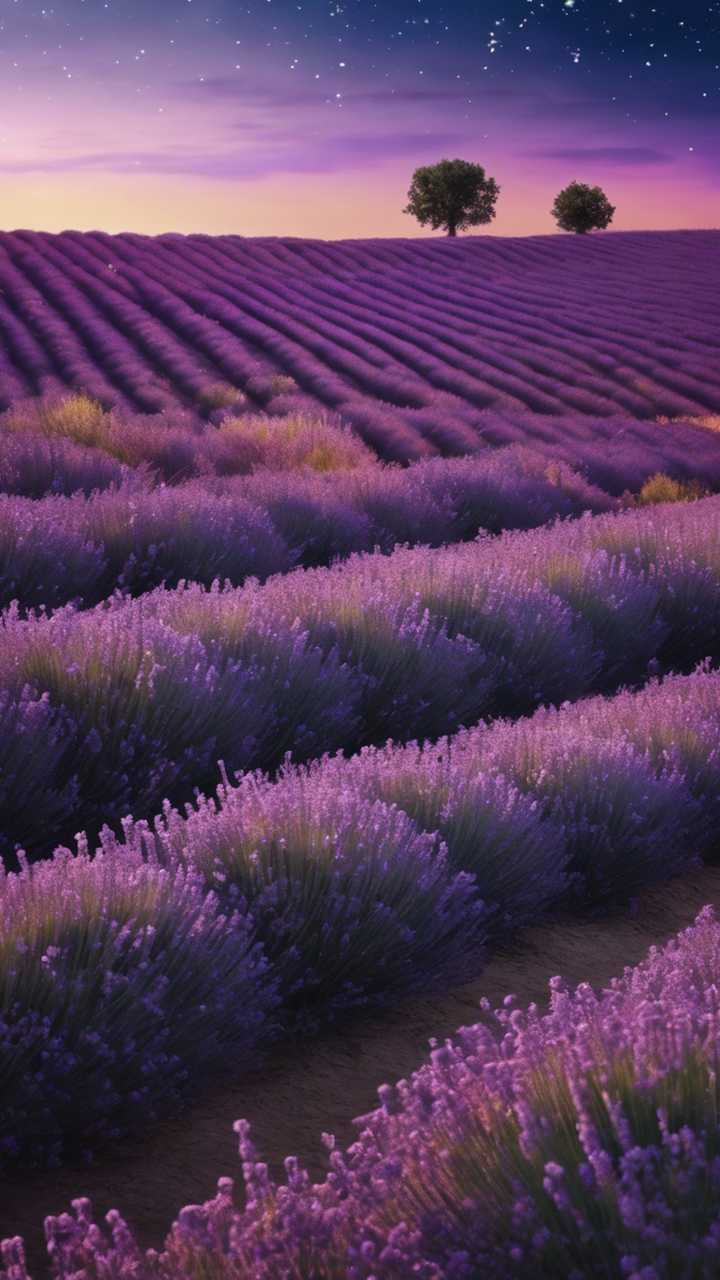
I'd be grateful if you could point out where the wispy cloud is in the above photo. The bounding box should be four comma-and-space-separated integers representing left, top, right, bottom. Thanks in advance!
529, 146, 673, 166
0, 130, 468, 180
177, 76, 530, 111
179, 76, 320, 110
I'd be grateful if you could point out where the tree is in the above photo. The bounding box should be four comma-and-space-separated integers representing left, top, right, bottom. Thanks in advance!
404, 158, 500, 237
552, 181, 616, 234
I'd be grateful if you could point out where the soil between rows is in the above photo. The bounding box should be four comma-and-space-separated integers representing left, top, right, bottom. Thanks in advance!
4, 862, 720, 1272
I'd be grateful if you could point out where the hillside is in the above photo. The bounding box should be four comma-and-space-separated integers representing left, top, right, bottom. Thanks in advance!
0, 228, 718, 459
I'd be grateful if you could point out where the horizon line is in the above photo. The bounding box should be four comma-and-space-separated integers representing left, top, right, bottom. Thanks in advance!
0, 225, 718, 244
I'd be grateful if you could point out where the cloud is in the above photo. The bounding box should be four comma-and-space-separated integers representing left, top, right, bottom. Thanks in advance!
177, 76, 529, 112
0, 131, 469, 180
528, 146, 673, 166
178, 76, 319, 110
523, 95, 629, 121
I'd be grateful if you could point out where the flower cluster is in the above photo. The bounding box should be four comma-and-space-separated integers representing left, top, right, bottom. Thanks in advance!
0, 846, 275, 1170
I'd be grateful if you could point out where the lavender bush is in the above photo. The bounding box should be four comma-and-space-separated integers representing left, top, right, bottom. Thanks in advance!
115, 783, 482, 1025
9, 907, 720, 1277
170, 904, 720, 1279
1, 397, 377, 481
472, 409, 720, 495
75, 484, 290, 599
0, 600, 359, 857
267, 665, 718, 907
0, 431, 136, 497
0, 846, 274, 1170
4, 392, 720, 502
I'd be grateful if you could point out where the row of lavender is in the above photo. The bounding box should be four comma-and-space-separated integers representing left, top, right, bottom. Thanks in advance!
5, 396, 720, 497
13, 902, 720, 1279
4, 493, 720, 859
0, 448, 616, 611
0, 232, 717, 446
0, 666, 717, 1182
0, 398, 380, 491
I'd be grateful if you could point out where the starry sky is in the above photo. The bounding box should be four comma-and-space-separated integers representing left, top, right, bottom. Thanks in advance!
0, 0, 717, 238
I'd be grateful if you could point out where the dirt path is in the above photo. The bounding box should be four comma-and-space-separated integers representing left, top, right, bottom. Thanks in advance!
5, 863, 720, 1271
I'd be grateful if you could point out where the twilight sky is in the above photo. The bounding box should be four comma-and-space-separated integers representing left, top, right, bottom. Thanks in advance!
0, 0, 718, 237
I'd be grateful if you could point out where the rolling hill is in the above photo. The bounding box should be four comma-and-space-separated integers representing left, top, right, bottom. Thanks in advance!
0, 228, 717, 460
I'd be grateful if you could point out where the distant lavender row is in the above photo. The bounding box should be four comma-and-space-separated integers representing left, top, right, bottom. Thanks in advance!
0, 668, 718, 1177
472, 408, 720, 496
6, 395, 720, 498
20, 903, 720, 1279
0, 231, 717, 451
4, 494, 720, 857
0, 447, 614, 611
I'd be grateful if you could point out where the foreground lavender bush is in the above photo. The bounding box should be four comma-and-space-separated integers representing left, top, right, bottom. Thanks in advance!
10, 907, 720, 1278
0, 848, 274, 1170
117, 785, 481, 1026
218, 904, 720, 1280
4, 496, 720, 855
104, 669, 720, 1013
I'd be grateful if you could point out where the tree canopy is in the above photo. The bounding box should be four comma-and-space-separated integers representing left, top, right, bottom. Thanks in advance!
552, 181, 616, 234
404, 158, 500, 237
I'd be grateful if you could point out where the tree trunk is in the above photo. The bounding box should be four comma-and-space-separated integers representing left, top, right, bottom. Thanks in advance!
447, 226, 457, 237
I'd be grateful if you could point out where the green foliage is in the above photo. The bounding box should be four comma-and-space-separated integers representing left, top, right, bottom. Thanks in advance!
552, 180, 616, 234
404, 158, 500, 237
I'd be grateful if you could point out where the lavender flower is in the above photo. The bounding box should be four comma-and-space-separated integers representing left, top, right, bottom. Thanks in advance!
10, 908, 720, 1277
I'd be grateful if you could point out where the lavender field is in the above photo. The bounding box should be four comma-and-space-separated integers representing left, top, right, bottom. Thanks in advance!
2, 230, 720, 1277
0, 231, 719, 457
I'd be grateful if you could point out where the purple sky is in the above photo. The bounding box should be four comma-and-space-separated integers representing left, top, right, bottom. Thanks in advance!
0, 0, 717, 236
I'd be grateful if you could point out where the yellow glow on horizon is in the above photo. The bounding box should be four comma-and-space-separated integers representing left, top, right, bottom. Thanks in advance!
0, 167, 716, 240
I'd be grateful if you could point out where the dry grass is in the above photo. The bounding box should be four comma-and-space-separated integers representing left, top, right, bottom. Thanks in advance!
656, 413, 720, 434
5, 393, 109, 448
196, 383, 247, 412
268, 374, 299, 396
211, 410, 377, 473
638, 471, 709, 505
0, 395, 379, 477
